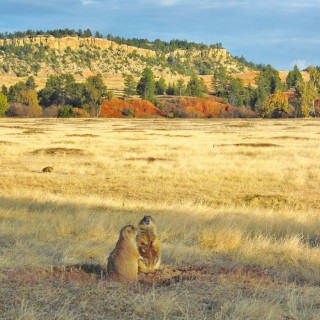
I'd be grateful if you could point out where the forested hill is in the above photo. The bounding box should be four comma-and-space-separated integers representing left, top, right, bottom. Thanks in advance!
0, 29, 257, 82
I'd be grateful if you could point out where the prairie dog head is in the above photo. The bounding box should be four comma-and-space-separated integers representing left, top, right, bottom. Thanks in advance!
120, 225, 137, 241
138, 216, 156, 230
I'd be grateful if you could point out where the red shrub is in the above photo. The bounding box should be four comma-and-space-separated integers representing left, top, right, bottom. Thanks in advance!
100, 99, 165, 118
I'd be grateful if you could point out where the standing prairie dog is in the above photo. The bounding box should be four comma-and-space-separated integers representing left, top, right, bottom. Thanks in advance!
136, 215, 161, 273
42, 166, 53, 173
106, 225, 140, 284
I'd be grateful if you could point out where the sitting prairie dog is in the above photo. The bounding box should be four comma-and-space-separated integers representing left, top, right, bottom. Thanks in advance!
136, 215, 161, 273
106, 225, 140, 284
42, 166, 53, 173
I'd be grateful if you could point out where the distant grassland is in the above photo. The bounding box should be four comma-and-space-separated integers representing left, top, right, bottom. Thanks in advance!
1, 118, 320, 319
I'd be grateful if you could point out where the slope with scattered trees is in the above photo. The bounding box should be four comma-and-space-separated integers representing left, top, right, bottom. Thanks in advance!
0, 29, 319, 119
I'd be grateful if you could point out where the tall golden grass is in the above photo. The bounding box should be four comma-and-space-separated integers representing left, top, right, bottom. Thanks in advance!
1, 118, 320, 319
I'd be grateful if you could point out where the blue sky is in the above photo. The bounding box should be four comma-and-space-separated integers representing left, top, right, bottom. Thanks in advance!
0, 0, 319, 70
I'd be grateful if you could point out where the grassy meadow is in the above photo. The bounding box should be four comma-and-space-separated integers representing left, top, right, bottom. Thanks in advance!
0, 117, 320, 319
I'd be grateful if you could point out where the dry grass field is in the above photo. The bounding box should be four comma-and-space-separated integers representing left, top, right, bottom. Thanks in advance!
0, 118, 320, 319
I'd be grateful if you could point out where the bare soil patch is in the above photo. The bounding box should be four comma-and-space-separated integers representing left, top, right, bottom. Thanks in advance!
66, 134, 99, 138
0, 140, 18, 145
22, 129, 46, 134
218, 143, 281, 148
1, 265, 277, 288
125, 157, 172, 162
273, 136, 312, 140
30, 147, 89, 156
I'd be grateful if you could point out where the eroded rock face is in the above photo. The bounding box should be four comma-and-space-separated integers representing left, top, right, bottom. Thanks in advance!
0, 36, 228, 61
0, 36, 157, 57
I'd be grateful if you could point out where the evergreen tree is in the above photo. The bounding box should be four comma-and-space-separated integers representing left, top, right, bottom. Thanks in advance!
243, 83, 256, 109
1, 85, 8, 97
252, 85, 268, 112
186, 74, 207, 97
136, 67, 155, 103
123, 74, 137, 99
26, 76, 36, 90
286, 65, 303, 88
174, 78, 186, 96
83, 74, 107, 116
38, 74, 84, 107
228, 78, 244, 107
8, 81, 27, 103
155, 77, 167, 95
166, 82, 175, 95
256, 64, 281, 95
212, 63, 229, 97
253, 64, 282, 111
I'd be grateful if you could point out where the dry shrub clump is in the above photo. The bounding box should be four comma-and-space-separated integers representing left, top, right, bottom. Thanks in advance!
31, 147, 89, 156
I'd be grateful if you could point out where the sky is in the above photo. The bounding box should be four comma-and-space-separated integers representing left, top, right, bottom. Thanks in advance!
0, 0, 319, 70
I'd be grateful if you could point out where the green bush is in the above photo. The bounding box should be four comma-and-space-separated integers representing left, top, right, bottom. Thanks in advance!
58, 105, 73, 118
122, 107, 134, 117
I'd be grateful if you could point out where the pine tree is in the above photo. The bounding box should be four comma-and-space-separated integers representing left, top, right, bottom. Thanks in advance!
212, 63, 229, 97
186, 74, 207, 97
286, 65, 303, 88
136, 67, 155, 103
123, 74, 136, 99
155, 77, 167, 95
228, 78, 245, 107
174, 78, 185, 96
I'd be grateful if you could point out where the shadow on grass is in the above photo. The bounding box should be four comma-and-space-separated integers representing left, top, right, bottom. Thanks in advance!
1, 194, 320, 286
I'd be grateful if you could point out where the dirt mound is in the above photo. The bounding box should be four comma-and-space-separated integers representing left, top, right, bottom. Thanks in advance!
31, 147, 89, 156
125, 157, 171, 162
2, 265, 276, 287
218, 143, 281, 148
66, 134, 99, 138
0, 140, 18, 145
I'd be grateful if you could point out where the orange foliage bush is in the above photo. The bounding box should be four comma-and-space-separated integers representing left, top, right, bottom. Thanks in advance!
100, 99, 165, 118
179, 97, 256, 118
100, 97, 256, 118
180, 97, 228, 118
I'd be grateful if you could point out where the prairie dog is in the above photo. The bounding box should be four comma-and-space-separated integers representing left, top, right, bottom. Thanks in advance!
106, 225, 140, 284
42, 166, 53, 173
136, 215, 161, 272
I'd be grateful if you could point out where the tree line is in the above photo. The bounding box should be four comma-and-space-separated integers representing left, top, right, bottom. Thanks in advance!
1, 65, 319, 118
0, 28, 102, 40
123, 67, 208, 102
211, 63, 320, 117
127, 65, 320, 118
0, 74, 111, 117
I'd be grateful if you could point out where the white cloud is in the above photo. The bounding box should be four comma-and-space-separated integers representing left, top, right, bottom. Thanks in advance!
142, 0, 179, 6
171, 0, 320, 10
80, 0, 95, 4
158, 0, 178, 6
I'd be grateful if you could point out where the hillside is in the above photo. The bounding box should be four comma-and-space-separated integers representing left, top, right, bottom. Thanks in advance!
0, 35, 250, 95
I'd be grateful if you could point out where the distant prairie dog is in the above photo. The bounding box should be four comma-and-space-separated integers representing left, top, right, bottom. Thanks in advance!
106, 225, 140, 284
136, 215, 161, 273
42, 166, 53, 173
